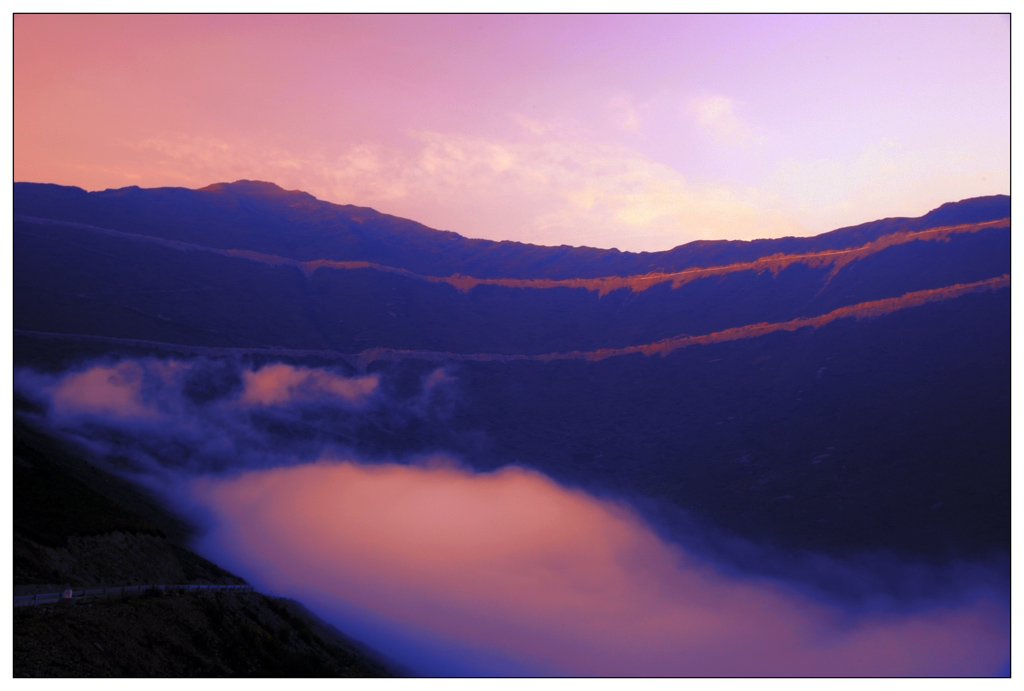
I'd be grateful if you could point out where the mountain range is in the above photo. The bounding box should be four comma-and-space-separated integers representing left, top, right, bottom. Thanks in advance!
13, 182, 1011, 673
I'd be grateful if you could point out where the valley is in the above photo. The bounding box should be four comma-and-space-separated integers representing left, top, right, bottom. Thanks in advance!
12, 181, 1011, 675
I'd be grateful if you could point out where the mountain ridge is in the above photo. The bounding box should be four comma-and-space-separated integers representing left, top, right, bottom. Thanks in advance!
13, 183, 1011, 358
13, 180, 1010, 279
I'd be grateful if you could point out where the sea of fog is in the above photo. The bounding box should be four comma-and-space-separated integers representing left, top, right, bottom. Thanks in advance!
14, 357, 1011, 676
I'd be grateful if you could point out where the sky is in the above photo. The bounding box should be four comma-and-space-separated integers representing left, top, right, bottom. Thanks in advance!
13, 13, 1010, 251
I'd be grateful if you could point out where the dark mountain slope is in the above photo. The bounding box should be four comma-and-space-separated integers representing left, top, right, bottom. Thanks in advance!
13, 417, 234, 586
14, 216, 332, 350
428, 286, 1010, 565
13, 180, 1009, 279
15, 590, 395, 677
658, 194, 1011, 271
12, 419, 400, 677
13, 193, 1009, 357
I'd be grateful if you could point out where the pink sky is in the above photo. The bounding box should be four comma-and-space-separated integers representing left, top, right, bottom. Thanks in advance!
14, 14, 1009, 251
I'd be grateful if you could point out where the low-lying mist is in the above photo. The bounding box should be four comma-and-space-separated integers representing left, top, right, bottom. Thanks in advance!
14, 356, 1011, 676
191, 458, 1008, 676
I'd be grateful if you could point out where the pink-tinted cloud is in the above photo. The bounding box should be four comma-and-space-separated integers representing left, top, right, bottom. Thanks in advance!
49, 361, 171, 419
688, 94, 759, 146
422, 367, 455, 393
38, 359, 379, 418
237, 363, 378, 407
191, 460, 1009, 677
15, 358, 389, 484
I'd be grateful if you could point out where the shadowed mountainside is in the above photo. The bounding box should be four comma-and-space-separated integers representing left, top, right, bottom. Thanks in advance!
13, 182, 1010, 358
12, 181, 1010, 586
13, 180, 1009, 279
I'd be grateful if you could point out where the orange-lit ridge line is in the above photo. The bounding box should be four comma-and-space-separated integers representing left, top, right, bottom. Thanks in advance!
12, 275, 1009, 367
352, 275, 1010, 367
302, 218, 1009, 297
17, 215, 1008, 298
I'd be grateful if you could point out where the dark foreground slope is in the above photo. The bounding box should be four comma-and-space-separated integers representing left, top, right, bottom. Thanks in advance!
15, 591, 395, 677
12, 419, 400, 678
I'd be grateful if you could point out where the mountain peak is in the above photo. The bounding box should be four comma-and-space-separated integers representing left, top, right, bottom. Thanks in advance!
199, 180, 305, 198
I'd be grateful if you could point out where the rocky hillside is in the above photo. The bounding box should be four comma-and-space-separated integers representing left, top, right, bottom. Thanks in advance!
12, 418, 401, 677
14, 589, 396, 677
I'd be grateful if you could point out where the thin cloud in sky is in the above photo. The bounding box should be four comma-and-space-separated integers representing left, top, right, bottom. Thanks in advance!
688, 94, 759, 147
129, 128, 805, 250
607, 93, 643, 133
